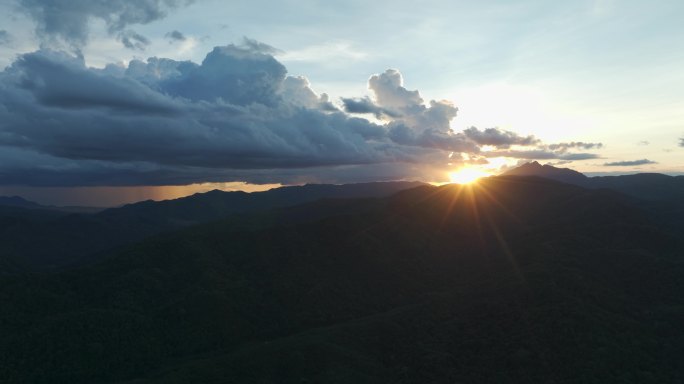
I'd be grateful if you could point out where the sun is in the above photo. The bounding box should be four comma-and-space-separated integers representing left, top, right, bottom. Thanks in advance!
449, 168, 489, 184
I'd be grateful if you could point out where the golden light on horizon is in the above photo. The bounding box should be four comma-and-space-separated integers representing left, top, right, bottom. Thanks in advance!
449, 168, 490, 184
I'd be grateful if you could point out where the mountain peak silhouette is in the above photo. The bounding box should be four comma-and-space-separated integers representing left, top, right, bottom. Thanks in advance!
503, 161, 588, 184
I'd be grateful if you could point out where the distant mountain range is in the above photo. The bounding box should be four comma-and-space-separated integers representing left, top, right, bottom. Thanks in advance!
0, 181, 424, 272
1, 176, 682, 383
3, 162, 684, 274
0, 196, 104, 214
0, 196, 45, 209
503, 161, 684, 231
503, 160, 684, 203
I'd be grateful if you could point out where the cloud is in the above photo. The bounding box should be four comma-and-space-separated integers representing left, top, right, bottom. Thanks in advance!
477, 140, 603, 161
604, 159, 657, 166
0, 30, 10, 44
165, 30, 186, 42
158, 43, 288, 106
0, 43, 434, 186
487, 149, 599, 161
341, 97, 396, 118
241, 37, 282, 55
119, 30, 150, 50
546, 141, 603, 152
554, 153, 600, 160
463, 127, 539, 148
368, 69, 423, 110
679, 137, 684, 147
17, 0, 193, 48
0, 40, 602, 187
637, 140, 649, 146
354, 69, 469, 153
8, 49, 179, 113
280, 75, 337, 111
546, 160, 573, 166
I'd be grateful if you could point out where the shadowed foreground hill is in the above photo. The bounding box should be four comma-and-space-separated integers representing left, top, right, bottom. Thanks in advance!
1, 177, 683, 383
0, 181, 423, 273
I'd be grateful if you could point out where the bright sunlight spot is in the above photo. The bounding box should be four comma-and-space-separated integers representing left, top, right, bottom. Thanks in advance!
449, 168, 489, 184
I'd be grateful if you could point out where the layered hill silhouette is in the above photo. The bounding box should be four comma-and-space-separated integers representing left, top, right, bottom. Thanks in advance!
1, 176, 682, 383
0, 196, 45, 209
0, 196, 104, 214
503, 161, 684, 229
3, 162, 680, 273
0, 181, 423, 272
503, 161, 684, 203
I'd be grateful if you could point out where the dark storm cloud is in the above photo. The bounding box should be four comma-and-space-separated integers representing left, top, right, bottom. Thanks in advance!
8, 50, 179, 113
0, 145, 174, 187
0, 39, 602, 187
604, 159, 657, 166
463, 127, 539, 148
0, 30, 11, 44
165, 30, 186, 42
159, 44, 288, 106
0, 43, 432, 185
17, 0, 192, 48
0, 144, 445, 187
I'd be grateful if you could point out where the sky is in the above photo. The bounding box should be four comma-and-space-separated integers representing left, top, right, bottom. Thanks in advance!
0, 0, 682, 206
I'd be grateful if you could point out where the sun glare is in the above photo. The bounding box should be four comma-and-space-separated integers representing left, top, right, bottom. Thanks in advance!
449, 168, 489, 184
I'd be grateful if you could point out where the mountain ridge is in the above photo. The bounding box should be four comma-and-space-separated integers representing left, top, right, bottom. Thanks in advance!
502, 160, 588, 184
0, 196, 44, 209
1, 176, 681, 383
503, 161, 684, 203
0, 181, 425, 272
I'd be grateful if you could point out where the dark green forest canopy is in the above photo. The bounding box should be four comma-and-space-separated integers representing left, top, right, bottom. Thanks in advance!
1, 177, 683, 383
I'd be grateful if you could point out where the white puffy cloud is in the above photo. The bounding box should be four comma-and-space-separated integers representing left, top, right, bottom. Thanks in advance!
368, 69, 423, 110
280, 75, 337, 111
367, 69, 459, 134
